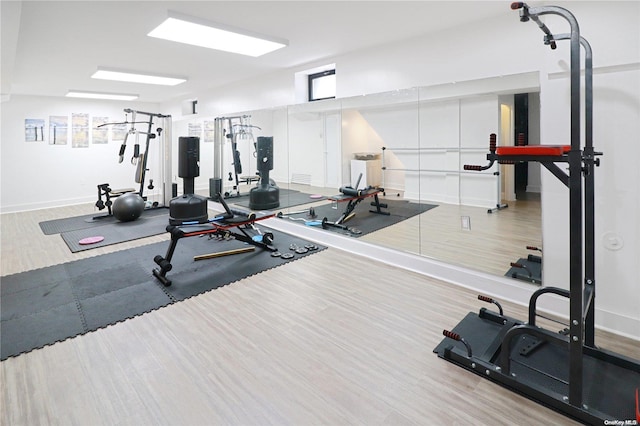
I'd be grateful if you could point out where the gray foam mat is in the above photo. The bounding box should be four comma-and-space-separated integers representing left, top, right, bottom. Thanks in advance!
60, 214, 169, 252
1, 226, 325, 360
228, 188, 326, 210
282, 199, 437, 237
39, 207, 168, 235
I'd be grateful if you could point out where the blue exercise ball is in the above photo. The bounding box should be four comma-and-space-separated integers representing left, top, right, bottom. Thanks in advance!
113, 193, 145, 222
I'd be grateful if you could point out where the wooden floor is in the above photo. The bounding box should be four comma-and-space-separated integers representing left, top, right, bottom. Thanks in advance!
1, 203, 638, 425
279, 183, 542, 278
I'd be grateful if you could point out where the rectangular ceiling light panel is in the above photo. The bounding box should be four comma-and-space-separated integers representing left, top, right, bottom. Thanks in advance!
148, 11, 288, 57
66, 90, 138, 101
92, 68, 186, 86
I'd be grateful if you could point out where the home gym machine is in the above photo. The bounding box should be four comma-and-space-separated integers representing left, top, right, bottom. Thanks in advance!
435, 4, 640, 424
94, 109, 173, 218
249, 136, 280, 210
210, 115, 261, 199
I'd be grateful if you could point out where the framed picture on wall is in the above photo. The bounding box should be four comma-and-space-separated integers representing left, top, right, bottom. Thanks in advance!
204, 120, 215, 143
72, 113, 89, 148
188, 121, 202, 138
25, 118, 45, 142
49, 115, 68, 145
92, 116, 109, 144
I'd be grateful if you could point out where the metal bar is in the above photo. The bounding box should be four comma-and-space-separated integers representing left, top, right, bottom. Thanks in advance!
541, 162, 570, 187
559, 33, 595, 347
514, 3, 584, 406
123, 108, 170, 118
161, 117, 173, 207
528, 287, 571, 326
381, 146, 487, 151
382, 168, 494, 175
194, 246, 255, 261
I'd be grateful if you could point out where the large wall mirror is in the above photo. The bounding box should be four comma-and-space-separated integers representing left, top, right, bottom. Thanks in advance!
203, 72, 543, 285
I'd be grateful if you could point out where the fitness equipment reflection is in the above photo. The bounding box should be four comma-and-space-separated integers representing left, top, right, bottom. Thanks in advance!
94, 109, 172, 220
152, 194, 276, 286
210, 115, 262, 199
249, 136, 280, 210
435, 4, 639, 424
506, 245, 542, 284
321, 173, 388, 234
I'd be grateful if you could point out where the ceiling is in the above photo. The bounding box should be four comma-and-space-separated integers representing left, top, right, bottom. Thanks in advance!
1, 1, 509, 104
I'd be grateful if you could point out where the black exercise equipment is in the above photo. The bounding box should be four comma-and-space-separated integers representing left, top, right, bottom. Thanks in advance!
153, 193, 276, 286
112, 192, 145, 222
507, 245, 543, 284
435, 4, 640, 425
249, 136, 280, 210
211, 115, 262, 200
169, 136, 208, 226
322, 173, 388, 232
94, 109, 171, 218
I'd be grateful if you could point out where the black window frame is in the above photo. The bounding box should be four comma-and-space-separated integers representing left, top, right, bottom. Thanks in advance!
308, 69, 336, 102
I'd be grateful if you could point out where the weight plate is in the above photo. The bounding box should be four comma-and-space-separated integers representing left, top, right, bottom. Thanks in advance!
281, 253, 294, 259
270, 251, 282, 257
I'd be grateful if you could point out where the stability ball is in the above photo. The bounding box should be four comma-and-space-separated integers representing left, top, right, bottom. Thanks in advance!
112, 193, 145, 222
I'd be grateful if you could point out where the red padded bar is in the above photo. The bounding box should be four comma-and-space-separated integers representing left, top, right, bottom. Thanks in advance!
496, 145, 570, 156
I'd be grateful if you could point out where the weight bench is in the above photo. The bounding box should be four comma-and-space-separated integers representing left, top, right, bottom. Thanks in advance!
321, 173, 389, 233
152, 194, 276, 286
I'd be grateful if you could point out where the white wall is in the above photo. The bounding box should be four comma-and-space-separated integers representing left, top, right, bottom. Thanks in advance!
0, 96, 163, 212
3, 2, 638, 338
158, 2, 640, 339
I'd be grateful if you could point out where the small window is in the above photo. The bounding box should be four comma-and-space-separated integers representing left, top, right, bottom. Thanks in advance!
308, 69, 336, 102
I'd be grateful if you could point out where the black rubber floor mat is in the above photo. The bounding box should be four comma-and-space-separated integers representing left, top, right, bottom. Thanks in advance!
61, 214, 169, 252
281, 199, 437, 237
39, 207, 168, 235
1, 227, 325, 360
229, 188, 325, 210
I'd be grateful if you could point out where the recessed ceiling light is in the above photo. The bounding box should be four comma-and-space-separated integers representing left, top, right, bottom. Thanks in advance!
66, 90, 139, 101
148, 11, 288, 57
91, 68, 186, 86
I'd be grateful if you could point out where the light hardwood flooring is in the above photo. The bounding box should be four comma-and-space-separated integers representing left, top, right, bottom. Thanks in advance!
1, 202, 638, 425
274, 183, 542, 278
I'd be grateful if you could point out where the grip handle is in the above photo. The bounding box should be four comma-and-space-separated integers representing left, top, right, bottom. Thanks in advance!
510, 2, 524, 9
442, 330, 461, 341
489, 133, 497, 152
463, 165, 483, 171
478, 295, 494, 303
118, 144, 126, 163
442, 330, 473, 357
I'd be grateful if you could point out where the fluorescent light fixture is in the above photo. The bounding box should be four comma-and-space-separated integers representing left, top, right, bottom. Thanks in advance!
148, 11, 288, 57
66, 90, 138, 101
91, 67, 186, 86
